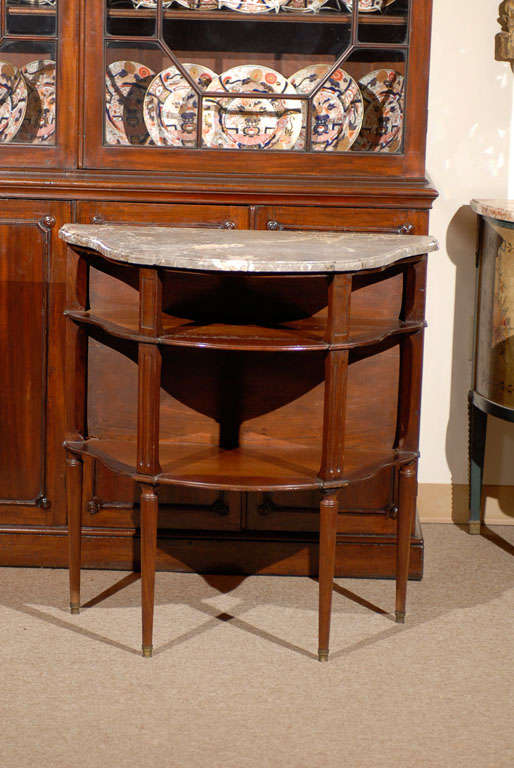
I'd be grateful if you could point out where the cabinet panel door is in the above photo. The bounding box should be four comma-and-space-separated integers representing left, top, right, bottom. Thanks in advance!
76, 201, 249, 531
0, 201, 71, 526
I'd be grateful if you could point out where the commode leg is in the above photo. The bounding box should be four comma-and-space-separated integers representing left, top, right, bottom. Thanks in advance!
66, 452, 83, 615
318, 491, 339, 662
395, 463, 416, 623
140, 485, 158, 658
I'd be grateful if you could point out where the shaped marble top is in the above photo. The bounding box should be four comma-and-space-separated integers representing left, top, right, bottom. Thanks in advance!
471, 199, 514, 223
59, 224, 438, 273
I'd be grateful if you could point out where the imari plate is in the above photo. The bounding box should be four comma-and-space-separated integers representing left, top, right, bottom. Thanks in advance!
343, 0, 397, 10
130, 1, 173, 8
18, 60, 56, 145
174, 0, 220, 7
353, 69, 404, 153
290, 65, 363, 152
105, 61, 155, 146
0, 62, 27, 144
203, 65, 302, 151
282, 0, 329, 12
220, 0, 285, 13
143, 63, 217, 147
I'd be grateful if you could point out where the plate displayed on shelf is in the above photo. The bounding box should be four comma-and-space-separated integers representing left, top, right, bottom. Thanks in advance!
203, 65, 302, 151
290, 65, 363, 152
282, 0, 329, 12
353, 68, 404, 152
0, 62, 27, 144
343, 0, 397, 10
17, 60, 56, 145
144, 63, 217, 147
174, 0, 220, 7
105, 60, 155, 146
220, 0, 285, 13
130, 1, 174, 8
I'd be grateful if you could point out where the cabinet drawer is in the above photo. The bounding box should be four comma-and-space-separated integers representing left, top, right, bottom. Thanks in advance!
76, 202, 250, 230
255, 206, 427, 236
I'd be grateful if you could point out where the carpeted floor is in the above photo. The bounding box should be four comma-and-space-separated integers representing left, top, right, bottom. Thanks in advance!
1, 523, 513, 768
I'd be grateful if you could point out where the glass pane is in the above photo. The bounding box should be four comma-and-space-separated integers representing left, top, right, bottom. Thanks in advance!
102, 0, 410, 153
107, 0, 156, 37
346, 49, 406, 153
6, 0, 57, 36
357, 0, 409, 45
0, 39, 57, 145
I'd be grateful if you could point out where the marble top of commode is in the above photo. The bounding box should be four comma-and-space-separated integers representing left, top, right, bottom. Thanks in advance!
59, 225, 438, 274
471, 199, 514, 223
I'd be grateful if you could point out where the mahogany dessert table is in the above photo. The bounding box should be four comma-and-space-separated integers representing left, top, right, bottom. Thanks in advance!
60, 224, 437, 661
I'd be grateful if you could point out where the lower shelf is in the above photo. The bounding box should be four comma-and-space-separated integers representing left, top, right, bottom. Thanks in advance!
66, 438, 417, 492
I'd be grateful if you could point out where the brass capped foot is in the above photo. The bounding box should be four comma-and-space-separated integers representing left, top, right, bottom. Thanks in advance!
395, 610, 406, 624
318, 650, 329, 662
70, 603, 80, 615
469, 521, 481, 535
142, 645, 153, 658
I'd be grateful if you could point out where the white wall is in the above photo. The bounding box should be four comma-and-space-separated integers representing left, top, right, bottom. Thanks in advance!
420, 0, 514, 484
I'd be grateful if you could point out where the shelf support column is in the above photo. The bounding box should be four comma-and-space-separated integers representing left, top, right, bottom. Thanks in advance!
137, 268, 162, 657
317, 273, 351, 661
65, 247, 90, 442
137, 267, 163, 476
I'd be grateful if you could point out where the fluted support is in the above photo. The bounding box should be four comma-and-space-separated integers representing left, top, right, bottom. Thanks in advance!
395, 462, 417, 622
66, 452, 83, 615
318, 491, 339, 661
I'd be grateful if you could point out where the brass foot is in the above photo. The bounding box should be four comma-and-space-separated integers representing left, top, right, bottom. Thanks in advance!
469, 521, 481, 535
70, 603, 80, 615
318, 650, 329, 662
395, 610, 405, 624
142, 645, 153, 658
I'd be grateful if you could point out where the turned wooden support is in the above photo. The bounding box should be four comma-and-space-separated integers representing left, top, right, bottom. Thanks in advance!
140, 484, 159, 658
319, 274, 351, 482
137, 267, 163, 475
65, 247, 90, 441
318, 490, 339, 661
66, 451, 83, 615
395, 461, 417, 622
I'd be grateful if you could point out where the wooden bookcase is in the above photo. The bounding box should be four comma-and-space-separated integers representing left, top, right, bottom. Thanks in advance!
0, 0, 436, 578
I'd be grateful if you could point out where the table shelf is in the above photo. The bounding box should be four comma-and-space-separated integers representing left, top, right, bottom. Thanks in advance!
65, 307, 424, 352
66, 436, 416, 492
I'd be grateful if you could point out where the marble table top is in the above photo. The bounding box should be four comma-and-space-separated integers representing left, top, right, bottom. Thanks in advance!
471, 199, 514, 223
59, 224, 438, 274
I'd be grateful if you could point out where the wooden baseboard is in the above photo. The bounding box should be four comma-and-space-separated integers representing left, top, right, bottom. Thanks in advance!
418, 484, 514, 525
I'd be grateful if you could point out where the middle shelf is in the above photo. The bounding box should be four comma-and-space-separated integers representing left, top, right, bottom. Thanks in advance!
65, 307, 424, 351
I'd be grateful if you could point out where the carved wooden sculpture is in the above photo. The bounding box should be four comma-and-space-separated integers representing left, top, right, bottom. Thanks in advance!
496, 0, 514, 61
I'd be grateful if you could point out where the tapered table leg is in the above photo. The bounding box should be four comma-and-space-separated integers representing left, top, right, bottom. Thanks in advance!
395, 462, 417, 623
141, 485, 158, 658
66, 452, 83, 615
318, 491, 339, 662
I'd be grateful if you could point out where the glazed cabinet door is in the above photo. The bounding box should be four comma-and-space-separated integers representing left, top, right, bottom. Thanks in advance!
0, 200, 71, 526
83, 0, 433, 179
0, 1, 78, 168
75, 201, 250, 532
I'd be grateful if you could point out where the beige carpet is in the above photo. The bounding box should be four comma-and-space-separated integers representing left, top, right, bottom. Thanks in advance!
1, 524, 513, 768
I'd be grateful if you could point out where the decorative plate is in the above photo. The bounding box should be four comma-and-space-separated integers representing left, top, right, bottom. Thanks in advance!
105, 60, 155, 146
130, 1, 173, 8
343, 0, 397, 10
0, 62, 27, 144
174, 0, 220, 7
290, 65, 363, 152
17, 60, 56, 145
143, 63, 217, 147
353, 69, 404, 153
203, 65, 302, 151
282, 0, 329, 12
220, 0, 285, 13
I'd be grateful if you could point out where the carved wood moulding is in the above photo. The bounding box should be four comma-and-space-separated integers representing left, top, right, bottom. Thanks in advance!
497, 1, 514, 61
